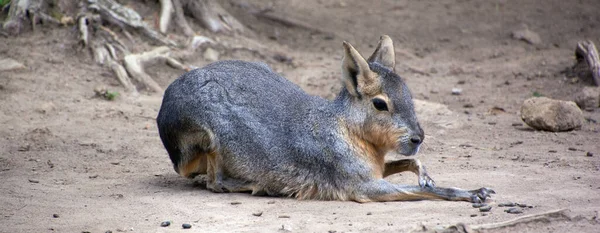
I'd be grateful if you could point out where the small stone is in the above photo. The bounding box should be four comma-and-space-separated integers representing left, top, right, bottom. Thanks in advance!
278, 215, 291, 218
470, 214, 477, 217
548, 150, 557, 153
517, 203, 528, 208
511, 25, 542, 45
451, 88, 462, 95
505, 207, 523, 214
587, 152, 594, 157
110, 162, 120, 165
499, 202, 515, 207
457, 80, 466, 85
230, 201, 242, 205
182, 223, 192, 229
160, 221, 170, 227
472, 203, 486, 208
463, 103, 474, 108
89, 175, 99, 179
482, 213, 488, 216
52, 214, 59, 218
267, 201, 276, 204
512, 123, 523, 126
520, 97, 584, 132
28, 179, 39, 183
568, 147, 578, 151
203, 48, 220, 62
366, 212, 372, 215
252, 211, 263, 217
0, 58, 26, 71
479, 206, 492, 212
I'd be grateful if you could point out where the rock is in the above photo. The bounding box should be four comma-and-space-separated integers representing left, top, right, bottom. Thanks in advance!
28, 179, 40, 183
505, 207, 523, 214
511, 26, 542, 45
252, 211, 263, 217
479, 206, 492, 212
203, 48, 220, 62
472, 203, 486, 208
574, 87, 600, 111
160, 221, 170, 227
520, 97, 584, 132
52, 214, 59, 218
587, 152, 594, 157
499, 202, 515, 207
182, 223, 192, 229
517, 203, 528, 208
451, 88, 462, 95
0, 58, 26, 71
36, 102, 56, 114
230, 201, 242, 205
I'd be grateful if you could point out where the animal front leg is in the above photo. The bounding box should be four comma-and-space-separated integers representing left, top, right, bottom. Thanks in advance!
384, 158, 435, 188
353, 180, 494, 203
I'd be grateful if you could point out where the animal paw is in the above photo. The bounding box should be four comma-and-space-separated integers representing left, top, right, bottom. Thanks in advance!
418, 172, 435, 188
468, 187, 495, 203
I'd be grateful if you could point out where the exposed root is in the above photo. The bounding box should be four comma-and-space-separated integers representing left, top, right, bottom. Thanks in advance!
158, 0, 173, 34
88, 0, 176, 46
108, 60, 137, 93
172, 0, 195, 36
183, 0, 245, 33
123, 46, 176, 93
3, 0, 43, 35
575, 40, 600, 86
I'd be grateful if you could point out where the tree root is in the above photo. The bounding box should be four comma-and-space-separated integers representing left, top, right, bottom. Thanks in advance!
575, 40, 600, 86
182, 0, 245, 33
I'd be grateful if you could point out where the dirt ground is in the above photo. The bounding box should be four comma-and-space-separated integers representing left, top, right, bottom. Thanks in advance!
1, 0, 600, 232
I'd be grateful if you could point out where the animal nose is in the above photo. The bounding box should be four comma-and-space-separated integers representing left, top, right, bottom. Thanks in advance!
410, 136, 422, 144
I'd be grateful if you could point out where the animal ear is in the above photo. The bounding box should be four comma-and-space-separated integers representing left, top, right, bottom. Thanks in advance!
342, 41, 379, 97
367, 35, 395, 70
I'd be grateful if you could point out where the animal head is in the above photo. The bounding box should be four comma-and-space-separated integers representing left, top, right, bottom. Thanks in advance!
338, 35, 424, 156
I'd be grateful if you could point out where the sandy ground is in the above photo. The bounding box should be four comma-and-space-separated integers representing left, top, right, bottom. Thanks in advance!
1, 0, 600, 232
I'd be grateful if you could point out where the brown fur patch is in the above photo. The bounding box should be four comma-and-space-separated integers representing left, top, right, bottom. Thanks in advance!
178, 152, 208, 178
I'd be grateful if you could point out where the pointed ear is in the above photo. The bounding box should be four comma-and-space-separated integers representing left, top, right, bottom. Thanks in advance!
342, 41, 379, 97
367, 35, 395, 70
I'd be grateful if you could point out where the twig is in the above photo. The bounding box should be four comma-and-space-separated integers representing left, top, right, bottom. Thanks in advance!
575, 40, 600, 86
471, 209, 570, 231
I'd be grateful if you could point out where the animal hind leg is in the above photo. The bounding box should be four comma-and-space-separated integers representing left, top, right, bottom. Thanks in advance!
352, 179, 494, 203
384, 158, 434, 188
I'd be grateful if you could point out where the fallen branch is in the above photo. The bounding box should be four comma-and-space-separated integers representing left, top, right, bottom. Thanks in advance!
575, 40, 600, 86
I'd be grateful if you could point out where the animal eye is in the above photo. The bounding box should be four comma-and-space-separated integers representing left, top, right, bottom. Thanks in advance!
372, 98, 388, 111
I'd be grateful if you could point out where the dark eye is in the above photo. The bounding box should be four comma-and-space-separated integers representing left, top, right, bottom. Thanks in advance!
372, 98, 388, 111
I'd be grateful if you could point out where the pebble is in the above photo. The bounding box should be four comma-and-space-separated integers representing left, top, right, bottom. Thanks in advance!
451, 88, 462, 95
511, 25, 542, 45
160, 221, 170, 227
203, 48, 220, 62
470, 214, 477, 217
463, 103, 474, 108
505, 207, 523, 214
517, 203, 528, 208
182, 223, 192, 229
28, 179, 40, 183
52, 214, 59, 218
499, 202, 515, 207
366, 212, 372, 215
252, 211, 263, 217
0, 58, 26, 71
479, 206, 492, 212
568, 147, 578, 151
278, 215, 291, 218
230, 201, 242, 205
472, 203, 486, 208
587, 152, 594, 157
